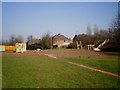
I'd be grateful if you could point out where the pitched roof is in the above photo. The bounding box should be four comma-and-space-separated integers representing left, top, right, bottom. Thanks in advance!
73, 34, 87, 41
52, 34, 71, 41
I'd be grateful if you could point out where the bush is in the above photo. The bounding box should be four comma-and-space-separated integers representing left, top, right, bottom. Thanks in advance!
27, 33, 52, 50
100, 42, 120, 52
67, 43, 77, 49
27, 43, 42, 50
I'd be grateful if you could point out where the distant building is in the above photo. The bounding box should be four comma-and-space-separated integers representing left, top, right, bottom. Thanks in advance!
26, 39, 40, 45
52, 33, 72, 48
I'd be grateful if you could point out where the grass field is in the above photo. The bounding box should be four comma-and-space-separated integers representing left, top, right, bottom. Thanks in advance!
0, 53, 2, 89
2, 50, 120, 88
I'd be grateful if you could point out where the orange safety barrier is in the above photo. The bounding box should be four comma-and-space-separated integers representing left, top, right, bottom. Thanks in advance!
5, 46, 16, 51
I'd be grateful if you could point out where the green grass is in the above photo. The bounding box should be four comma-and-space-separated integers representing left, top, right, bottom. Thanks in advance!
3, 50, 15, 52
2, 54, 119, 88
0, 53, 2, 89
64, 56, 119, 74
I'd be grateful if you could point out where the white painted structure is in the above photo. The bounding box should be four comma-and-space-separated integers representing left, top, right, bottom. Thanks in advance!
94, 40, 109, 51
87, 44, 95, 50
94, 48, 101, 51
16, 43, 26, 53
37, 48, 41, 51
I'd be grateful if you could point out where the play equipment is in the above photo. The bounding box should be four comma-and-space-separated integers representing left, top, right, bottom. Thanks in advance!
87, 44, 95, 50
76, 41, 83, 49
94, 40, 109, 51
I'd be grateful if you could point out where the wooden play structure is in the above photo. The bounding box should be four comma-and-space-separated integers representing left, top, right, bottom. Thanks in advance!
87, 44, 95, 50
76, 41, 83, 49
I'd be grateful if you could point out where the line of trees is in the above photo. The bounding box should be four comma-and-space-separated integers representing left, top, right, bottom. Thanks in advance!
2, 14, 120, 51
68, 14, 120, 51
27, 33, 52, 50
2, 35, 24, 45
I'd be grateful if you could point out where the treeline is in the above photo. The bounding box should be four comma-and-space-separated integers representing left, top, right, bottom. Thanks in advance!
2, 14, 120, 51
2, 33, 53, 50
68, 28, 120, 51
68, 14, 120, 51
2, 35, 23, 45
68, 15, 120, 50
69, 28, 119, 48
26, 34, 52, 50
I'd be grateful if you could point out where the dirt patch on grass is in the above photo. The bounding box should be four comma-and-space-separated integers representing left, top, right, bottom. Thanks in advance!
45, 49, 105, 58
2, 49, 113, 59
44, 54, 57, 59
68, 61, 120, 78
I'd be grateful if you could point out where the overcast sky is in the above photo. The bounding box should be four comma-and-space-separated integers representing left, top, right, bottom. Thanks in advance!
2, 2, 118, 42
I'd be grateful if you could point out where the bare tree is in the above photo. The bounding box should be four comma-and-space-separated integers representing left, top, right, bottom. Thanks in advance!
9, 35, 16, 45
2, 40, 9, 45
9, 35, 24, 45
86, 24, 92, 36
109, 13, 120, 43
41, 33, 52, 49
16, 35, 23, 43
27, 35, 33, 41
113, 14, 120, 43
93, 24, 99, 35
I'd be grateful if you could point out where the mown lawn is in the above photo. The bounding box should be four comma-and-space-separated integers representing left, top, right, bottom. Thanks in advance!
64, 56, 119, 74
2, 54, 119, 88
0, 53, 2, 89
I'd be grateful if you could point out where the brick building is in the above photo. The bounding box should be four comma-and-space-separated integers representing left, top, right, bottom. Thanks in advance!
52, 33, 72, 48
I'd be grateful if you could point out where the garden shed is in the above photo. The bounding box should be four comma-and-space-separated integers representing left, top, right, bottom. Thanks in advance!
16, 43, 26, 53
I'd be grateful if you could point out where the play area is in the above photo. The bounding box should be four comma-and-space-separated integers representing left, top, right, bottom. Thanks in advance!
2, 49, 120, 88
2, 1, 120, 88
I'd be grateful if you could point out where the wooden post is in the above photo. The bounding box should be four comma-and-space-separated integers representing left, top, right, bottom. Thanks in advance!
87, 45, 95, 50
76, 41, 79, 49
87, 45, 89, 50
76, 41, 82, 49
79, 41, 82, 49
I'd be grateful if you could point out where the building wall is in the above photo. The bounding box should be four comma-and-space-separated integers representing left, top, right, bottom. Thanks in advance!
5, 46, 16, 51
53, 40, 72, 44
53, 40, 72, 48
0, 45, 5, 51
